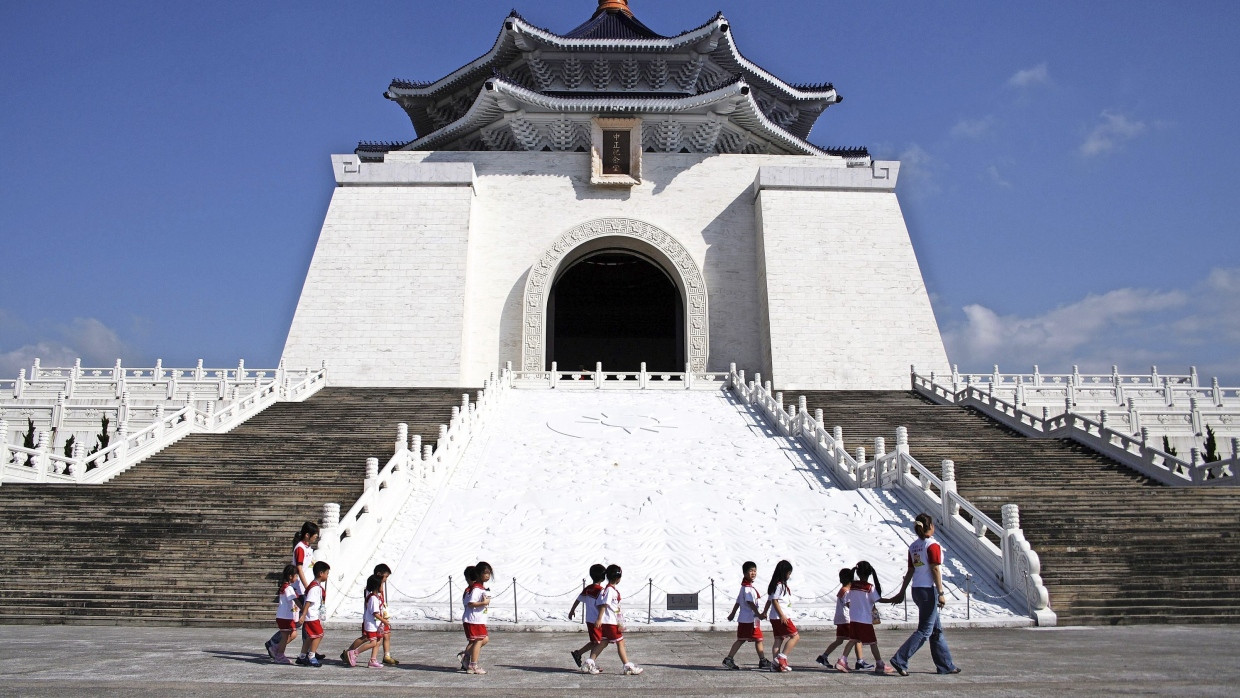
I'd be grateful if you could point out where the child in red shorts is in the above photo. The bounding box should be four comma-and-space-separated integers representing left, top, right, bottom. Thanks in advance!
763, 559, 799, 672
339, 574, 384, 667
296, 561, 330, 667
723, 561, 770, 670
817, 567, 868, 671
568, 563, 607, 669
842, 560, 896, 675
461, 561, 492, 675
271, 564, 301, 664
586, 564, 642, 675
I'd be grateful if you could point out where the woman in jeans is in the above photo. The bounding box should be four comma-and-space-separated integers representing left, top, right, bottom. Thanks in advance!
883, 513, 961, 676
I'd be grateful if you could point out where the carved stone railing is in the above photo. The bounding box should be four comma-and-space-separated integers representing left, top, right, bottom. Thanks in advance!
725, 364, 1055, 625
317, 367, 510, 616
509, 361, 729, 391
913, 370, 1238, 487
0, 367, 328, 485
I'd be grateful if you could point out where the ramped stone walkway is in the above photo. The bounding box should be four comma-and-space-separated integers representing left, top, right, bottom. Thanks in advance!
0, 625, 1235, 696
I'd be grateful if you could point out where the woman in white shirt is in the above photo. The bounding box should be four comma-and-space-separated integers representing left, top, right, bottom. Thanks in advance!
884, 514, 961, 676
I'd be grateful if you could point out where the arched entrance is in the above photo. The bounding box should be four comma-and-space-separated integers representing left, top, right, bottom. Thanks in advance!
547, 250, 683, 373
521, 218, 708, 374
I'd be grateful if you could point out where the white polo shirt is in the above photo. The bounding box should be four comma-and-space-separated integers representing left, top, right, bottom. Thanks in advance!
735, 583, 761, 624
596, 585, 622, 625
909, 536, 944, 589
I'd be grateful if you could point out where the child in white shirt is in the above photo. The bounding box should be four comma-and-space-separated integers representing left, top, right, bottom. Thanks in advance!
841, 560, 895, 675
568, 563, 607, 668
723, 561, 770, 670
816, 567, 869, 671
271, 564, 301, 663
461, 561, 492, 675
340, 574, 384, 668
586, 564, 643, 675
762, 559, 799, 672
296, 561, 330, 668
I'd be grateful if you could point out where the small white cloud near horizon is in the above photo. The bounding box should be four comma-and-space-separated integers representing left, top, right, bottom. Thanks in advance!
986, 165, 1012, 188
951, 116, 996, 139
1080, 110, 1147, 157
940, 270, 1240, 382
1008, 63, 1051, 88
0, 317, 131, 378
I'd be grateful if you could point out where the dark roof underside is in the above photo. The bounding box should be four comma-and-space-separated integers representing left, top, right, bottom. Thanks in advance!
563, 10, 666, 40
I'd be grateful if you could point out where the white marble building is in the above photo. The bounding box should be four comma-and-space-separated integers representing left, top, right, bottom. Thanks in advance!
281, 1, 949, 389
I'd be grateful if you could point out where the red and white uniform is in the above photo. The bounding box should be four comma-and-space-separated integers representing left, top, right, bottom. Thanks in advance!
276, 582, 298, 631
302, 580, 326, 638
362, 592, 384, 640
462, 583, 489, 641
846, 581, 879, 644
768, 582, 798, 637
595, 584, 624, 643
292, 541, 315, 597
577, 583, 604, 644
735, 580, 763, 641
833, 586, 851, 639
909, 536, 944, 589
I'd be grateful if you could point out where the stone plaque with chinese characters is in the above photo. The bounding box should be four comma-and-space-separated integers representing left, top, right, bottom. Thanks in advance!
591, 117, 642, 186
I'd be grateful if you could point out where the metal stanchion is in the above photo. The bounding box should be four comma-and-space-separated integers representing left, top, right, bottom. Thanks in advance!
647, 579, 653, 624
513, 577, 518, 624
710, 578, 716, 624
965, 574, 972, 620
448, 576, 454, 623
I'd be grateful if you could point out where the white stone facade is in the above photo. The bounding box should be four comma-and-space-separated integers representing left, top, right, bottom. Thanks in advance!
281, 151, 950, 389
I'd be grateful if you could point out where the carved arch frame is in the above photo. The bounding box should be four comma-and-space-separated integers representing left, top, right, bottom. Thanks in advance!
522, 217, 708, 373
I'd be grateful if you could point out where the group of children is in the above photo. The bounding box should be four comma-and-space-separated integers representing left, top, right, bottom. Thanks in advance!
266, 523, 894, 676
722, 559, 899, 674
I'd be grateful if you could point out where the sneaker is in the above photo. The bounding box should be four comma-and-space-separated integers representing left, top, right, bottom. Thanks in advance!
834, 657, 851, 673
315, 653, 326, 661
583, 659, 601, 675
272, 652, 293, 665
264, 639, 276, 660
468, 662, 487, 675
758, 657, 773, 670
571, 649, 584, 668
295, 655, 310, 666
875, 661, 895, 675
308, 657, 322, 668
346, 649, 359, 667
892, 662, 909, 676
623, 663, 644, 675
368, 658, 383, 668
777, 655, 790, 672
722, 656, 739, 670
855, 659, 874, 670
939, 667, 962, 675
383, 655, 400, 666
459, 651, 469, 671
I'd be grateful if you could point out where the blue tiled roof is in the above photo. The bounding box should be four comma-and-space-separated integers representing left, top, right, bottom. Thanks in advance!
563, 9, 666, 40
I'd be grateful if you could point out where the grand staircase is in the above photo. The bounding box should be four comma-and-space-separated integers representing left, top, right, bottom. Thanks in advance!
0, 388, 471, 626
795, 390, 1240, 625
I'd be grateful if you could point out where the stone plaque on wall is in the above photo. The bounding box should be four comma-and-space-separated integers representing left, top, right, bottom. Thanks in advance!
591, 117, 642, 186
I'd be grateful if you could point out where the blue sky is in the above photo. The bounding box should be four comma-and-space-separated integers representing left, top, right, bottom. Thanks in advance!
2, 0, 1238, 382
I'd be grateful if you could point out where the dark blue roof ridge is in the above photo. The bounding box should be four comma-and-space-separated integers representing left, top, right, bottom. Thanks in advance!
356, 140, 413, 152
819, 145, 869, 157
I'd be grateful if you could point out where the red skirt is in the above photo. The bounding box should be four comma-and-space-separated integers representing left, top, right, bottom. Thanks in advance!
599, 623, 624, 644
276, 618, 296, 631
835, 623, 851, 639
463, 622, 488, 641
770, 618, 798, 638
736, 622, 764, 641
301, 620, 324, 639
849, 621, 877, 644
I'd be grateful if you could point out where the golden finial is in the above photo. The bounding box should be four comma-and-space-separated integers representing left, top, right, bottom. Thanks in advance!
595, 0, 634, 18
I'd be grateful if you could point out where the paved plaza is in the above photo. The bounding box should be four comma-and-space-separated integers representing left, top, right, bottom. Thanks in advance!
0, 624, 1236, 696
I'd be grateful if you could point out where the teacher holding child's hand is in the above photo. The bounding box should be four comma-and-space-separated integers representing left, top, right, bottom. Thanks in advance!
881, 513, 961, 676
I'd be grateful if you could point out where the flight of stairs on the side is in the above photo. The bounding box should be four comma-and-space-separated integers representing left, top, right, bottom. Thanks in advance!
0, 387, 473, 626
795, 390, 1240, 626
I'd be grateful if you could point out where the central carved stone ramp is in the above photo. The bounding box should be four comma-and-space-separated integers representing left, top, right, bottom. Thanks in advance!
0, 387, 471, 626
795, 390, 1240, 626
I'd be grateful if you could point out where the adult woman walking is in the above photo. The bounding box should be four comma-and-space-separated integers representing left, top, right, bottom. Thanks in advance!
882, 513, 961, 676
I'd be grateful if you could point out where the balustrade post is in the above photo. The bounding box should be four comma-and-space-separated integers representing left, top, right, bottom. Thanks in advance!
236, 359, 246, 383
833, 426, 844, 463
411, 435, 422, 477
319, 502, 340, 563
874, 437, 886, 485
1213, 378, 1223, 407
114, 359, 124, 398
1015, 375, 1024, 406
1190, 448, 1203, 466
437, 425, 449, 464
67, 358, 81, 398
764, 380, 772, 395
1189, 397, 1203, 436
639, 362, 647, 389
1128, 399, 1140, 435
0, 420, 8, 482
855, 447, 866, 483
422, 445, 433, 473
36, 430, 51, 481
1099, 410, 1108, 432
549, 361, 557, 389
14, 369, 24, 399
52, 392, 66, 440
1063, 397, 1072, 417
194, 359, 204, 382
154, 405, 165, 439
736, 369, 745, 392
1190, 365, 1199, 388
595, 362, 603, 389
685, 362, 693, 390
31, 358, 41, 378
1033, 365, 1041, 386
1141, 427, 1151, 447
951, 364, 960, 390
396, 423, 408, 455
1001, 503, 1021, 588
119, 391, 131, 426
941, 460, 958, 522
895, 426, 910, 478
365, 457, 380, 494
69, 440, 84, 481
1163, 376, 1173, 407
116, 422, 130, 463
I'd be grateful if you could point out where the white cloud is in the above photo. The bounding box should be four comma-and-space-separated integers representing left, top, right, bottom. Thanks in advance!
986, 165, 1012, 188
0, 317, 130, 378
1008, 63, 1051, 88
895, 144, 940, 198
951, 116, 995, 139
1080, 111, 1147, 157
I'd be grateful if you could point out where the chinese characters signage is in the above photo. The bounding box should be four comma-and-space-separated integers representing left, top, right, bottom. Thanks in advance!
603, 129, 631, 176
591, 117, 641, 186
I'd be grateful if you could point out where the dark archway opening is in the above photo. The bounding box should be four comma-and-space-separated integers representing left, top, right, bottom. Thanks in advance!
547, 250, 683, 373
